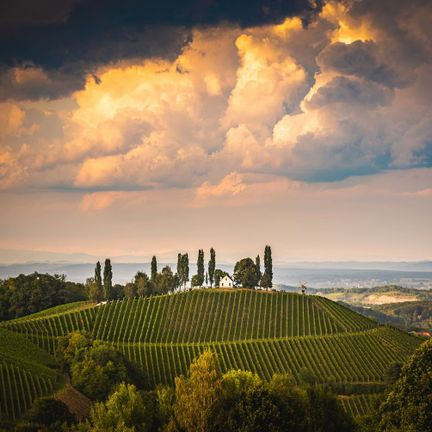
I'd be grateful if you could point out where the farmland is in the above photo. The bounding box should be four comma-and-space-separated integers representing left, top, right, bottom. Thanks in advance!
0, 289, 423, 422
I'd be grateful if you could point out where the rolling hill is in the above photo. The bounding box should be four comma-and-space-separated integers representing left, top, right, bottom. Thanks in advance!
0, 289, 423, 422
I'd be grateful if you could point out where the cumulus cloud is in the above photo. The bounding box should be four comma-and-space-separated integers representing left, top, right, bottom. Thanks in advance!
317, 41, 408, 88
196, 172, 246, 199
0, 0, 321, 100
0, 103, 25, 135
1, 0, 432, 199
306, 76, 393, 109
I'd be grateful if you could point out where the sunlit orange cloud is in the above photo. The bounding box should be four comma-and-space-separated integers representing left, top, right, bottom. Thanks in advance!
196, 172, 246, 199
79, 190, 153, 211
322, 2, 375, 44
192, 174, 304, 208
0, 103, 25, 136
223, 29, 306, 130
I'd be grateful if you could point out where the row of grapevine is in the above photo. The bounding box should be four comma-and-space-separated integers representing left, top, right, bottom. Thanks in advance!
0, 360, 58, 420
111, 326, 421, 389
1, 291, 381, 347
92, 291, 363, 343
313, 296, 377, 332
338, 393, 382, 418
6, 301, 95, 323
1, 307, 97, 344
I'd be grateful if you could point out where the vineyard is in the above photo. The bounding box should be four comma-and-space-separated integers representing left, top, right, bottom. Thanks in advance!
338, 393, 382, 419
0, 328, 62, 421
0, 289, 423, 422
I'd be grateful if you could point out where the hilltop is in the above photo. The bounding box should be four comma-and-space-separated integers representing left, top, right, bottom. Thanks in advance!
0, 289, 422, 422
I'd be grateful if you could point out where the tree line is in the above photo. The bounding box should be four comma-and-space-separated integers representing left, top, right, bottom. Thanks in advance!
86, 246, 274, 303
0, 246, 274, 320
0, 273, 87, 320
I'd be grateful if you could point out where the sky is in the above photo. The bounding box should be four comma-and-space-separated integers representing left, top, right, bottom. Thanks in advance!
0, 0, 431, 263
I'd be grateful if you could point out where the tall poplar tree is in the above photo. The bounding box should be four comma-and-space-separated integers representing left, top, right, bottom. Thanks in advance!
261, 246, 273, 290
255, 255, 262, 285
103, 258, 113, 300
177, 253, 182, 277
94, 261, 103, 301
208, 248, 216, 287
197, 249, 205, 286
181, 253, 189, 288
151, 256, 157, 282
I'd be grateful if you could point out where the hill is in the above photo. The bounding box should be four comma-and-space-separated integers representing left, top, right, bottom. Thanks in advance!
0, 328, 64, 423
0, 289, 423, 422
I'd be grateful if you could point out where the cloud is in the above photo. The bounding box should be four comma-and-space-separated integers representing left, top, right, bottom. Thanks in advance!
0, 103, 25, 135
306, 76, 393, 109
0, 0, 322, 100
317, 41, 407, 88
1, 0, 432, 195
223, 28, 307, 130
196, 172, 246, 199
80, 191, 124, 211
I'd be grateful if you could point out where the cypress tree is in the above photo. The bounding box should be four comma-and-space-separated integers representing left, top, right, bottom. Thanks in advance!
197, 249, 205, 286
262, 245, 273, 289
94, 261, 103, 301
181, 253, 189, 288
208, 248, 216, 287
151, 256, 157, 282
177, 253, 182, 277
103, 258, 113, 300
255, 255, 262, 285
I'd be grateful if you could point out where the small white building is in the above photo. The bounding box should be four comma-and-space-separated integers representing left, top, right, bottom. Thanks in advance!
220, 275, 233, 288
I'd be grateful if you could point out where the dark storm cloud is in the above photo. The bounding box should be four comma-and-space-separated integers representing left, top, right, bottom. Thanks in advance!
317, 41, 408, 89
307, 76, 393, 109
350, 0, 432, 66
0, 0, 322, 100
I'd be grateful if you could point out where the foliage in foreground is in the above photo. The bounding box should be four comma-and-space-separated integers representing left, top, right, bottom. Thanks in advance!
374, 338, 432, 432
68, 350, 355, 432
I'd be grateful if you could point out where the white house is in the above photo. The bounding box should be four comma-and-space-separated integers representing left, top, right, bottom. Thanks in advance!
220, 275, 233, 288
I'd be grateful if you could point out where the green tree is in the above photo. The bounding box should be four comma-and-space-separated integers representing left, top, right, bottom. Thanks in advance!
154, 266, 178, 295
173, 350, 222, 432
191, 274, 202, 287
305, 386, 355, 432
208, 248, 216, 287
176, 253, 182, 288
151, 256, 157, 283
233, 258, 260, 288
197, 249, 205, 286
124, 282, 137, 299
221, 370, 262, 399
95, 261, 103, 300
375, 338, 432, 432
261, 246, 273, 290
103, 259, 113, 300
255, 255, 262, 284
134, 272, 153, 297
0, 272, 86, 320
26, 397, 74, 429
214, 269, 228, 287
89, 383, 155, 432
180, 253, 189, 288
71, 343, 131, 400
57, 330, 92, 368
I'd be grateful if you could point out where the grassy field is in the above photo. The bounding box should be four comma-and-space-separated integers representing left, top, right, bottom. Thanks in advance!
0, 289, 423, 421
